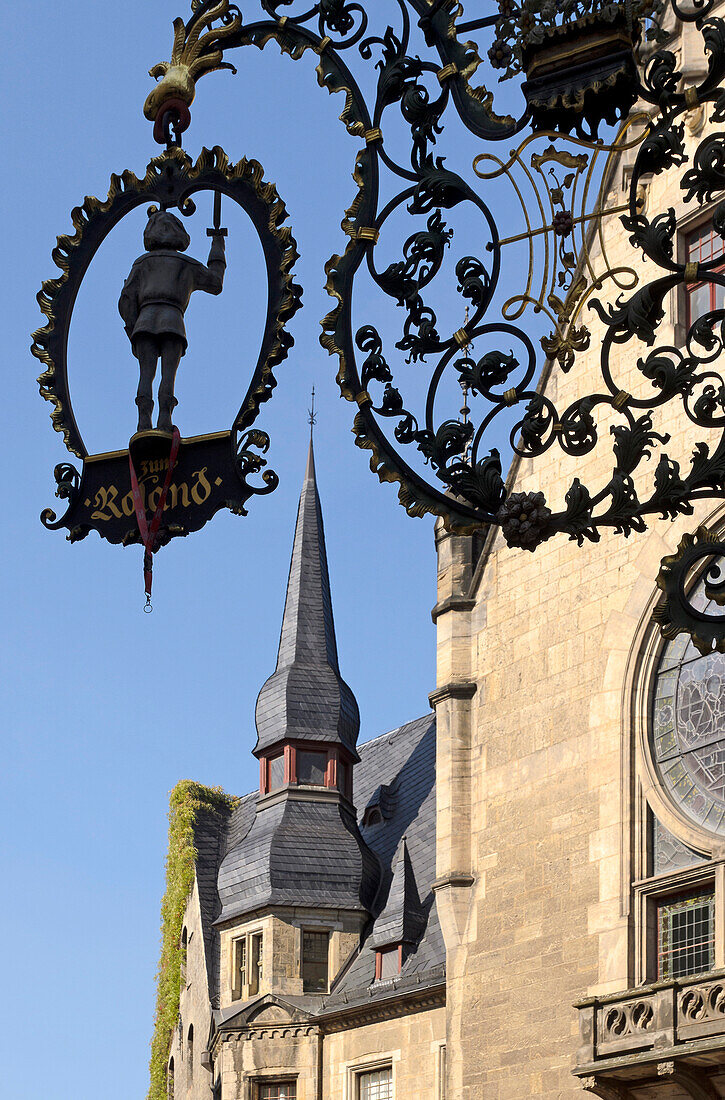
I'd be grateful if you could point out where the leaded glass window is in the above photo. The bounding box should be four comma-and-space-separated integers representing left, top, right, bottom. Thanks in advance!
652, 816, 703, 874
651, 566, 725, 833
657, 891, 715, 979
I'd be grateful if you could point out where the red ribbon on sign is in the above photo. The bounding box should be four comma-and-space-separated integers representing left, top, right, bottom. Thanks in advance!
128, 428, 182, 608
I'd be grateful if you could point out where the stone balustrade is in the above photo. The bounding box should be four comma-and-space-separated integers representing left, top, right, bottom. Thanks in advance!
575, 971, 725, 1075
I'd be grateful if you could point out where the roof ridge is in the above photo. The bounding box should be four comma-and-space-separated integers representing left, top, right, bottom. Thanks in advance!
358, 713, 434, 752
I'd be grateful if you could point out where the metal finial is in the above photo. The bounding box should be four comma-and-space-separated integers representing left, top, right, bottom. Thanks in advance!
308, 386, 317, 437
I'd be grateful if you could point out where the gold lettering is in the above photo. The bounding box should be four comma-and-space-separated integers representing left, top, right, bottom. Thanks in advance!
165, 481, 191, 510
148, 486, 162, 512
122, 486, 141, 517
191, 467, 211, 506
91, 485, 123, 521
140, 458, 167, 480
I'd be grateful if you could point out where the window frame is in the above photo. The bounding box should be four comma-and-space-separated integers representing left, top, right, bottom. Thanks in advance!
343, 1055, 397, 1100
684, 220, 725, 329
254, 1075, 297, 1100
633, 860, 725, 984
230, 927, 264, 1001
374, 945, 402, 980
301, 927, 330, 993
259, 742, 354, 798
674, 207, 725, 344
355, 1063, 394, 1100
656, 888, 715, 980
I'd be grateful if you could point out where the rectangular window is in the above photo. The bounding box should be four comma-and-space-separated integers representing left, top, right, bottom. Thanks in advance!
296, 750, 327, 786
269, 754, 285, 791
376, 946, 401, 980
302, 930, 329, 992
657, 891, 715, 979
358, 1067, 392, 1100
250, 932, 263, 996
232, 938, 246, 1000
258, 1083, 296, 1100
438, 1046, 446, 1100
686, 222, 725, 326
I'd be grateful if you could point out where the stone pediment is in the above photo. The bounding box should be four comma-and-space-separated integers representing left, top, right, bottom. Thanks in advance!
247, 1002, 291, 1024
221, 993, 314, 1031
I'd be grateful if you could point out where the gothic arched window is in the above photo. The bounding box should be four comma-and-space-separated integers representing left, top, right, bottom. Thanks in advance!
651, 570, 725, 835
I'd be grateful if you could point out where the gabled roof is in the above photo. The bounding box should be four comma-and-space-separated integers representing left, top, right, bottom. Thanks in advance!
254, 439, 360, 758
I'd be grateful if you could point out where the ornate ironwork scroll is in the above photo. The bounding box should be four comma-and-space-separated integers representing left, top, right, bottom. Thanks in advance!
33, 145, 301, 546
35, 0, 725, 644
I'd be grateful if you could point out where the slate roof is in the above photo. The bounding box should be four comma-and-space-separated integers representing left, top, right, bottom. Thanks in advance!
216, 796, 379, 922
196, 712, 443, 1012
191, 802, 235, 1006
321, 712, 444, 1012
187, 446, 443, 1020
254, 440, 360, 758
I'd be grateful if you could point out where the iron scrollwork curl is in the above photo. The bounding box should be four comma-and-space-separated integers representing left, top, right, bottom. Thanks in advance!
141, 0, 725, 648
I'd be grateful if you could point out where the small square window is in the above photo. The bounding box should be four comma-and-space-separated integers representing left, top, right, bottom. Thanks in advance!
657, 890, 715, 979
302, 930, 329, 992
297, 750, 327, 786
358, 1067, 392, 1100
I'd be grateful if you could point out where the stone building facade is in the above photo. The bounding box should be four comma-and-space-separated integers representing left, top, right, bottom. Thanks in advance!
152, 11, 725, 1099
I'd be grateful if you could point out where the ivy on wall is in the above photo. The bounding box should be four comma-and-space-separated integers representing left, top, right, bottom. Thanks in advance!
148, 780, 235, 1100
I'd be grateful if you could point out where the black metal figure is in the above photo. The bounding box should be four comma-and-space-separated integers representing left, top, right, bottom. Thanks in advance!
119, 208, 226, 432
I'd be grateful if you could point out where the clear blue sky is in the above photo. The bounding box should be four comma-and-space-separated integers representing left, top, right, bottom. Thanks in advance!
2, 4, 525, 1096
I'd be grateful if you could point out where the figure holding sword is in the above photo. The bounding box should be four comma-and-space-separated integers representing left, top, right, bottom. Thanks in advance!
119, 193, 227, 433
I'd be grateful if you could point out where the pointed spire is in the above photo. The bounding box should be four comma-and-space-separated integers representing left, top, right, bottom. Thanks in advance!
276, 435, 338, 671
254, 442, 360, 758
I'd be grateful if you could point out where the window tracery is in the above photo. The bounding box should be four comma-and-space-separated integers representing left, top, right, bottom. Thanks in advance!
651, 563, 725, 834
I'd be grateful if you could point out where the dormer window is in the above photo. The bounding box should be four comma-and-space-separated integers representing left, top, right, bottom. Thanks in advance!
362, 807, 383, 828
375, 945, 402, 980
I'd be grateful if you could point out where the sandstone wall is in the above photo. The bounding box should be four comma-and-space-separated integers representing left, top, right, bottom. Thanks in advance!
433, 57, 724, 1100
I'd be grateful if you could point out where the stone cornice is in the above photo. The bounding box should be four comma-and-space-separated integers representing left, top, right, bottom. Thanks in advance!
430, 596, 476, 623
432, 872, 475, 891
209, 983, 446, 1054
316, 982, 446, 1033
255, 785, 354, 813
428, 682, 477, 707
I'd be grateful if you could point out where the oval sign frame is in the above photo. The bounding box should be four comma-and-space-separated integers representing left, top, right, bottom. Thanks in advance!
32, 145, 302, 545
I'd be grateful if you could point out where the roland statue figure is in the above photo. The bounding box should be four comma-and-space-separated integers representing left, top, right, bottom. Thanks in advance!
119, 207, 226, 433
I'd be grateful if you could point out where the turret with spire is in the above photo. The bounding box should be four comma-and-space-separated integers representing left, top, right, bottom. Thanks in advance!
215, 437, 379, 994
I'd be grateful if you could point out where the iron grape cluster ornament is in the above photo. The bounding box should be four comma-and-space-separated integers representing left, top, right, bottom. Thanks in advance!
33, 140, 301, 607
